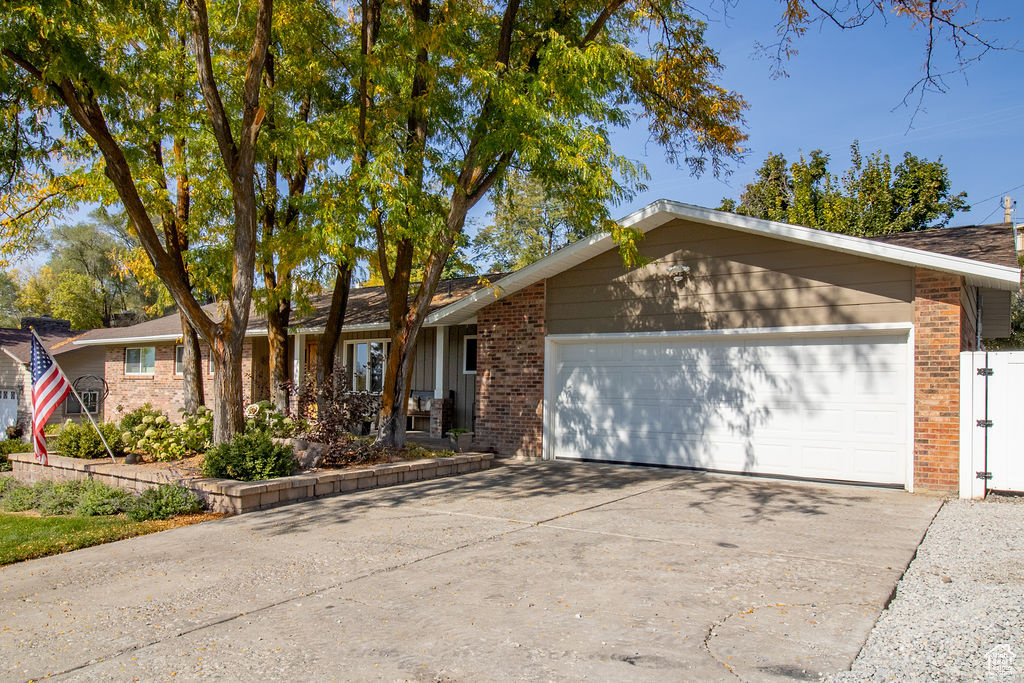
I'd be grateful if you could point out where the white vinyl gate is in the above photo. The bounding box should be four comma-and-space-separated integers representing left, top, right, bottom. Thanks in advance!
960, 351, 1024, 498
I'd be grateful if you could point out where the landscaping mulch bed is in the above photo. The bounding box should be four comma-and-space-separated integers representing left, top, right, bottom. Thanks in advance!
128, 438, 455, 476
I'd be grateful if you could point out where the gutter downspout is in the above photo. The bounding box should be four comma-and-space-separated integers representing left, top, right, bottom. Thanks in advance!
976, 290, 984, 351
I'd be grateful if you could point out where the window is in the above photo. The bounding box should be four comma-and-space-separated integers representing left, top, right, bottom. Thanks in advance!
346, 340, 389, 393
463, 336, 477, 374
124, 347, 155, 375
66, 390, 99, 415
176, 345, 215, 375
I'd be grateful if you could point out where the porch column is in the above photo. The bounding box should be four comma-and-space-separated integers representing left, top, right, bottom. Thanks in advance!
433, 326, 447, 399
293, 332, 305, 390
430, 326, 449, 437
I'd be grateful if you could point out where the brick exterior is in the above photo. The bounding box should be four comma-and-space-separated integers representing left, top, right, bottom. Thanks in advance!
913, 268, 964, 493
104, 340, 255, 422
475, 282, 546, 457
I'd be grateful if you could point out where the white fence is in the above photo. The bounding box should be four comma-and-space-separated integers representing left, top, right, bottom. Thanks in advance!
960, 351, 1024, 498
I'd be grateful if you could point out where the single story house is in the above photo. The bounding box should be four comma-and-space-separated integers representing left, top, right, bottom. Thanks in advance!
0, 318, 107, 436
72, 201, 1021, 494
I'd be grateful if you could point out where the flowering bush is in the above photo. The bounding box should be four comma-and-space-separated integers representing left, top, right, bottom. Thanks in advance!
117, 403, 163, 433
243, 401, 305, 438
120, 407, 213, 462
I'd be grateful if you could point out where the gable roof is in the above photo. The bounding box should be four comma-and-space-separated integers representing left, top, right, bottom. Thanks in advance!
294, 274, 508, 332
0, 328, 77, 364
867, 222, 1018, 268
70, 200, 1021, 344
72, 274, 508, 345
427, 200, 1022, 326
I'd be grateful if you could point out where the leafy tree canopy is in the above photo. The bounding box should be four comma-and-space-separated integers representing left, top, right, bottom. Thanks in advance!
472, 171, 601, 272
718, 142, 969, 235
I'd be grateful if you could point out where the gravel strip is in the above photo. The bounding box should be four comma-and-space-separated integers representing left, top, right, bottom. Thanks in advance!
826, 496, 1024, 682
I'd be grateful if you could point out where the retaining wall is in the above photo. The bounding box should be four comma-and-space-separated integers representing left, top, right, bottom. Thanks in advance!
9, 452, 494, 514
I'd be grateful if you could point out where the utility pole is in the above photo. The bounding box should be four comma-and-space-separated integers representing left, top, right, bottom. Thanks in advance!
1005, 195, 1015, 224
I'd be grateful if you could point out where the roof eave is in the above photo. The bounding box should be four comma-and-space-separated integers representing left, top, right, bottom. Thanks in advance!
73, 328, 269, 347
426, 199, 1021, 325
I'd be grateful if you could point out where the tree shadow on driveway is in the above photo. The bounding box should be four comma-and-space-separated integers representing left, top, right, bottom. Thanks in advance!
239, 459, 889, 537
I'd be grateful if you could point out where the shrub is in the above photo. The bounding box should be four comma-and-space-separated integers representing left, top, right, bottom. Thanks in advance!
179, 408, 214, 453
121, 408, 212, 461
0, 476, 19, 498
75, 480, 135, 516
118, 403, 163, 433
54, 421, 125, 459
202, 431, 296, 481
1, 481, 38, 512
1, 439, 33, 455
0, 438, 31, 471
126, 484, 203, 521
35, 480, 88, 516
6, 424, 24, 440
243, 401, 305, 438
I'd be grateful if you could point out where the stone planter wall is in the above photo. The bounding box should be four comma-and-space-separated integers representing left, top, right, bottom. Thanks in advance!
8, 452, 494, 515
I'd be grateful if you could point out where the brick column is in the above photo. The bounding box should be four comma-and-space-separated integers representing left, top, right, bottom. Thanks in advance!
913, 268, 963, 493
475, 282, 546, 458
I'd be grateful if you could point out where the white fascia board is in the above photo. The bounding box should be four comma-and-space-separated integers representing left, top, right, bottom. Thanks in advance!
73, 328, 269, 346
293, 322, 390, 336
660, 201, 1021, 290
426, 199, 1021, 325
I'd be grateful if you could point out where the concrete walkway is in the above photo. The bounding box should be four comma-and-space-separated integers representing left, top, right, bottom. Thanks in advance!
1, 461, 940, 682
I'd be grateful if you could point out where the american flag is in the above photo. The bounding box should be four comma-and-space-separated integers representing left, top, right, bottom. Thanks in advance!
30, 334, 71, 465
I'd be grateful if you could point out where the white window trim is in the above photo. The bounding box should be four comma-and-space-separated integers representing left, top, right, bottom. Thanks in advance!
65, 390, 99, 415
344, 339, 390, 394
462, 335, 477, 375
124, 346, 156, 376
175, 344, 215, 376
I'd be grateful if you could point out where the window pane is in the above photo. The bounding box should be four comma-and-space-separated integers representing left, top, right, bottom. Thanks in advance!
464, 337, 478, 373
175, 346, 184, 374
66, 395, 82, 414
83, 391, 98, 413
369, 342, 384, 393
126, 348, 140, 373
353, 343, 368, 391
141, 347, 155, 373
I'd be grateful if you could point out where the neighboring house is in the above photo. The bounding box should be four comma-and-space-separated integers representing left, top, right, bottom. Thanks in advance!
71, 201, 1021, 494
0, 318, 107, 438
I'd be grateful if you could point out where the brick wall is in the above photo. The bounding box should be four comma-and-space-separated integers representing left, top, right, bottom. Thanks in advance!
913, 268, 963, 493
475, 282, 546, 457
105, 340, 255, 422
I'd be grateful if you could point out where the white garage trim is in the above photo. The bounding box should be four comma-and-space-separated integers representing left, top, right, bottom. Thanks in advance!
543, 322, 914, 487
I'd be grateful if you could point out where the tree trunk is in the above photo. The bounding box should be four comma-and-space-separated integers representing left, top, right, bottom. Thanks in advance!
266, 296, 291, 414
316, 265, 352, 417
210, 331, 246, 443
375, 325, 414, 448
180, 311, 205, 412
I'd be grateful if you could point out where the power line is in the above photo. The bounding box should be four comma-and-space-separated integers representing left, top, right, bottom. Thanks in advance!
976, 183, 1024, 206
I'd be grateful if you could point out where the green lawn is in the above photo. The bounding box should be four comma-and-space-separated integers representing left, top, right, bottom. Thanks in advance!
0, 512, 208, 565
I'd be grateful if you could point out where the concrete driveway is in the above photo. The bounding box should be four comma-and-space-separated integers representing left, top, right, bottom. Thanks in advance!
1, 461, 939, 682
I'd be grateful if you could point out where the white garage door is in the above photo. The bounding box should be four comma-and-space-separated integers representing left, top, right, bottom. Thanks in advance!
548, 330, 910, 485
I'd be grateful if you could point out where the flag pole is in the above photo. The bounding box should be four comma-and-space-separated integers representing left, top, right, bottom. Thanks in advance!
29, 327, 117, 463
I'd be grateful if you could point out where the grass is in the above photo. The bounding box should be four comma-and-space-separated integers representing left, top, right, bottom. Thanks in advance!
0, 511, 217, 565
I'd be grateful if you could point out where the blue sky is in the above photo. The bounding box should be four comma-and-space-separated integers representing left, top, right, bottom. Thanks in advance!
605, 1, 1024, 227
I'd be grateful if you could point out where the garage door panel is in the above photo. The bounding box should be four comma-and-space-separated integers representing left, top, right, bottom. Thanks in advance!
550, 333, 909, 485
